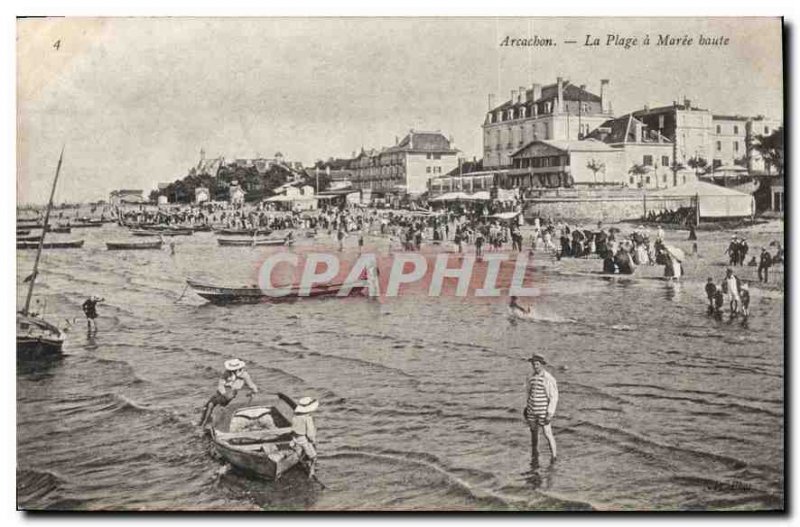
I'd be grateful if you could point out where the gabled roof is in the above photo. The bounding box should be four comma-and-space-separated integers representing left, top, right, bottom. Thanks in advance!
511, 139, 614, 157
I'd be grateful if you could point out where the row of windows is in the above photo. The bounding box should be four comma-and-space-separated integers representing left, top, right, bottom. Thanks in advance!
485, 124, 551, 150
715, 140, 740, 152
425, 153, 442, 160
715, 124, 771, 135
642, 155, 672, 167
629, 174, 688, 186
425, 166, 444, 174
515, 155, 568, 169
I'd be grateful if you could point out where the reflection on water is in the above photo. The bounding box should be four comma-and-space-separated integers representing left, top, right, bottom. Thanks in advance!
16, 225, 784, 510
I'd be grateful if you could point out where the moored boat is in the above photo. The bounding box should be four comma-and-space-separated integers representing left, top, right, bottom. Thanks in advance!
17, 229, 31, 236
187, 278, 367, 304
214, 228, 271, 236
46, 225, 72, 233
17, 234, 43, 242
106, 240, 164, 250
217, 237, 293, 247
70, 222, 103, 228
130, 228, 192, 237
209, 394, 303, 480
18, 148, 68, 360
17, 239, 85, 250
17, 312, 65, 360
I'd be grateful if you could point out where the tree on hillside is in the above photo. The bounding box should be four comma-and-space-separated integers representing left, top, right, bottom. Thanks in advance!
753, 126, 784, 175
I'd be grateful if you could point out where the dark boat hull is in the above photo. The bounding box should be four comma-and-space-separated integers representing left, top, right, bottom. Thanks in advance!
188, 279, 367, 304
107, 241, 163, 250
217, 238, 291, 247
17, 314, 64, 360
17, 240, 85, 249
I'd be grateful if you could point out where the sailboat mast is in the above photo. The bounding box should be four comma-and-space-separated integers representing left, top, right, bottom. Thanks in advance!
22, 147, 64, 316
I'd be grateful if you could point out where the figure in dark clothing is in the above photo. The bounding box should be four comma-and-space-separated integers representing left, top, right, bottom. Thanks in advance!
713, 288, 724, 321
704, 278, 717, 316
740, 283, 751, 327
688, 225, 697, 241
82, 296, 104, 333
758, 248, 772, 283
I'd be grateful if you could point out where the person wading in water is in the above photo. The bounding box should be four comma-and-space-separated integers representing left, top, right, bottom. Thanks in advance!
199, 358, 259, 427
82, 295, 104, 333
523, 354, 558, 465
509, 295, 532, 317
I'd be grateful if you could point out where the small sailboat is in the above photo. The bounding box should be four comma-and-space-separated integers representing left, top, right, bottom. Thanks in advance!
17, 148, 67, 360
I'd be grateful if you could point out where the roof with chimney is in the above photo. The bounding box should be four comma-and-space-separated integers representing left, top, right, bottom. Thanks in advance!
385, 130, 458, 154
631, 101, 708, 117
490, 81, 601, 113
586, 115, 672, 145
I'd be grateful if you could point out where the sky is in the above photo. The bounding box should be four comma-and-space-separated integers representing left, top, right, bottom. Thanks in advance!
17, 17, 783, 204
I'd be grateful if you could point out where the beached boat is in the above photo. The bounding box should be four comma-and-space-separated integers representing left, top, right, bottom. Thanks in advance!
17, 240, 85, 250
130, 228, 192, 237
18, 148, 67, 360
209, 394, 303, 480
214, 228, 271, 236
106, 240, 163, 250
70, 222, 103, 229
46, 225, 72, 233
17, 234, 43, 242
217, 237, 293, 247
17, 229, 31, 236
187, 278, 367, 304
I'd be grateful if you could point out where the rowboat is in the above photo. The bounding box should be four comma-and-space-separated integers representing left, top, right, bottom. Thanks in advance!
17, 240, 85, 250
209, 394, 303, 480
214, 228, 271, 236
17, 234, 43, 242
17, 229, 31, 236
106, 240, 163, 250
217, 237, 293, 247
70, 222, 103, 229
187, 278, 367, 304
130, 228, 192, 237
46, 225, 72, 233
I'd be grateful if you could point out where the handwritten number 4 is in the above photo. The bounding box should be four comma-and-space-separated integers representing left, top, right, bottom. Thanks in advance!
53, 40, 61, 51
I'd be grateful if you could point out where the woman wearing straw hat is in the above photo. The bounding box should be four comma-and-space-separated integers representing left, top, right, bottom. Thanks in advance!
198, 358, 259, 427
290, 397, 319, 478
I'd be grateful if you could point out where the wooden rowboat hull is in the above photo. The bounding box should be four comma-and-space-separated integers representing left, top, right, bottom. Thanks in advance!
187, 278, 366, 304
217, 238, 290, 247
107, 241, 163, 250
210, 396, 303, 481
17, 240, 85, 249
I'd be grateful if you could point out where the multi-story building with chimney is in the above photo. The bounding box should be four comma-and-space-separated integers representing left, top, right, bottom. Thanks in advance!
630, 101, 781, 174
482, 78, 614, 169
348, 130, 459, 197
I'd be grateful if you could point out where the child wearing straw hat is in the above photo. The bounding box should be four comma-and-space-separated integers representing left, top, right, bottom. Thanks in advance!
198, 358, 259, 427
290, 397, 319, 478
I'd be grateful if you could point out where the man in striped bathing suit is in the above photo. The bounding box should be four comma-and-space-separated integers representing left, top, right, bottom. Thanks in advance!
523, 354, 558, 464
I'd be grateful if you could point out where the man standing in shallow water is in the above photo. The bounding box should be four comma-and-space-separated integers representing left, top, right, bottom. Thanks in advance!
523, 354, 558, 464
